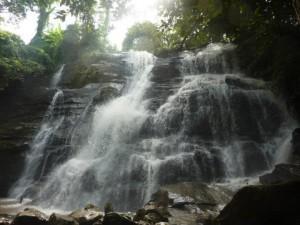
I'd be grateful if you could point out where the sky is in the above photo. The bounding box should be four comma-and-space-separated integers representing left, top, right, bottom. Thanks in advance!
0, 0, 161, 49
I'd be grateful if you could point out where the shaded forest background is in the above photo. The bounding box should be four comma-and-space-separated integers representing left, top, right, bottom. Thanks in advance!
1, 0, 300, 120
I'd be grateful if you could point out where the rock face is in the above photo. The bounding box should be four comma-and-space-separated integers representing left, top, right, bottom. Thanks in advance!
0, 78, 52, 197
215, 181, 300, 225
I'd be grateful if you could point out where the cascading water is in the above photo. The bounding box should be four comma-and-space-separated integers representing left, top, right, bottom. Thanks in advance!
51, 65, 65, 88
10, 45, 296, 211
10, 90, 65, 197
31, 51, 156, 210
9, 65, 67, 198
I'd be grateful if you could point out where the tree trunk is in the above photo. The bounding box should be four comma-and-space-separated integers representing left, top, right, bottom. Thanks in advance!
30, 7, 52, 45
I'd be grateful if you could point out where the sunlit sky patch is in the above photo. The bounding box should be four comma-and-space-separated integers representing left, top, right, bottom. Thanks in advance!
0, 0, 161, 49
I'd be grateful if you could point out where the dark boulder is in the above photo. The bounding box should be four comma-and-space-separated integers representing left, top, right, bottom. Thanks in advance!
215, 181, 300, 225
49, 214, 78, 225
12, 208, 48, 225
102, 213, 136, 225
259, 164, 300, 185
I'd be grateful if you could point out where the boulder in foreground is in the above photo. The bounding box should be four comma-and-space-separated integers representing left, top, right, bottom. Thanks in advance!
215, 181, 300, 225
12, 208, 48, 225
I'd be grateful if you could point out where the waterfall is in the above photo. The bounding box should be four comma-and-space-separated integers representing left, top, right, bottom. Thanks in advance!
51, 65, 65, 88
10, 90, 65, 198
10, 45, 296, 211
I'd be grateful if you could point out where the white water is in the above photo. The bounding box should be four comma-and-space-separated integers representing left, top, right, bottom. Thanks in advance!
10, 45, 296, 211
32, 51, 156, 210
51, 65, 65, 88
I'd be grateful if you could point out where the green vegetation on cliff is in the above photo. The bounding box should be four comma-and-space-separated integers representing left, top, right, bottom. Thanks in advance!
0, 30, 50, 90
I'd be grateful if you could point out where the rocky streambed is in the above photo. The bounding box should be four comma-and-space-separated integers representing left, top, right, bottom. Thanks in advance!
1, 171, 300, 225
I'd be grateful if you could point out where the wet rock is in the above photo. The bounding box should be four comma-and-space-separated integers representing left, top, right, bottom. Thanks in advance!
151, 58, 181, 82
12, 208, 48, 225
215, 181, 300, 225
144, 210, 168, 224
102, 213, 136, 225
149, 190, 169, 209
0, 215, 13, 225
92, 87, 120, 105
136, 206, 169, 224
49, 214, 78, 225
225, 75, 266, 90
193, 149, 225, 181
69, 204, 103, 225
133, 209, 146, 222
169, 193, 195, 209
168, 208, 199, 225
242, 141, 268, 176
259, 164, 300, 184
135, 190, 170, 224
0, 87, 51, 197
161, 182, 233, 208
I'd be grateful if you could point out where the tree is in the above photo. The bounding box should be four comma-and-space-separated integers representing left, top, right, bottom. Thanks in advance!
30, 0, 59, 45
0, 0, 34, 17
159, 0, 299, 49
123, 22, 162, 53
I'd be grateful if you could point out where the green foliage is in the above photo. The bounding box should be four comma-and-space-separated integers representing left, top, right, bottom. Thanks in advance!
0, 0, 34, 17
0, 30, 48, 90
23, 45, 54, 70
159, 0, 299, 49
0, 57, 45, 89
41, 28, 64, 63
123, 22, 162, 53
0, 30, 25, 57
